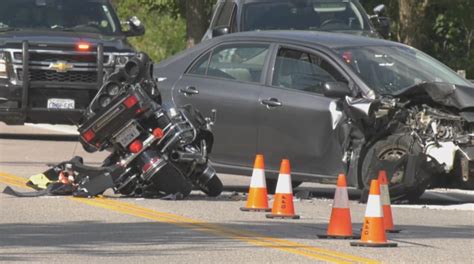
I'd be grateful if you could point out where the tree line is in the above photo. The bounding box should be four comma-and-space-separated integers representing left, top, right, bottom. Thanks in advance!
111, 0, 473, 79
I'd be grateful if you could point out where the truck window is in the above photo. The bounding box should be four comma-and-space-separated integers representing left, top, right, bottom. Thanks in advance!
0, 0, 121, 35
214, 0, 236, 28
242, 0, 369, 32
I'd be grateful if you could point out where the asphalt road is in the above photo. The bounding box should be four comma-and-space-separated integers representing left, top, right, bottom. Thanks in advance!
0, 124, 473, 263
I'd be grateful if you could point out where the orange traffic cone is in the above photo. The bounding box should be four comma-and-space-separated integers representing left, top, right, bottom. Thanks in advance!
240, 154, 271, 212
351, 179, 397, 247
318, 174, 359, 239
266, 159, 300, 219
378, 171, 401, 233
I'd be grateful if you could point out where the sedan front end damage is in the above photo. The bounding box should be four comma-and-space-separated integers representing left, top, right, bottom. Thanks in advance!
334, 83, 474, 201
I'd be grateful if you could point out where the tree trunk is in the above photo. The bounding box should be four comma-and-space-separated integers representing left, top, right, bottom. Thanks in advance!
398, 0, 430, 48
186, 0, 207, 48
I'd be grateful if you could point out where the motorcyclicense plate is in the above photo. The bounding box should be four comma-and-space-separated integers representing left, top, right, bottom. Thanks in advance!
115, 123, 141, 148
47, 98, 75, 110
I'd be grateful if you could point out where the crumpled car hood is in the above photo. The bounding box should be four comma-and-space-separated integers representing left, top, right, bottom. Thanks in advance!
393, 82, 474, 110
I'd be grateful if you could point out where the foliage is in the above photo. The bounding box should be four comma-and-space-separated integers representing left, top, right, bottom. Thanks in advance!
361, 0, 473, 78
111, 0, 187, 62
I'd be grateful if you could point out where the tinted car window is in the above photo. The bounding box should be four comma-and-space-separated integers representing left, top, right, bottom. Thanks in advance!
336, 46, 473, 94
0, 0, 120, 35
272, 48, 344, 93
191, 44, 269, 83
189, 52, 211, 75
242, 0, 368, 32
214, 0, 235, 27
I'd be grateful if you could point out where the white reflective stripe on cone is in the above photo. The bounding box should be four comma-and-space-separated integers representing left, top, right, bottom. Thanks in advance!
365, 194, 383, 217
275, 174, 292, 194
380, 184, 391, 205
250, 169, 266, 188
333, 187, 349, 208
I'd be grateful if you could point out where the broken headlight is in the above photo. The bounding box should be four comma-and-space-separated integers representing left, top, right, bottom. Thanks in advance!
0, 52, 7, 79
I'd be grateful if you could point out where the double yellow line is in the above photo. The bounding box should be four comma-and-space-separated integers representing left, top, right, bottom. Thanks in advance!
0, 172, 378, 263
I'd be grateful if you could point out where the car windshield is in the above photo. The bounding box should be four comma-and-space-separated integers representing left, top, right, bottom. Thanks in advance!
336, 45, 473, 94
242, 0, 369, 32
0, 0, 121, 35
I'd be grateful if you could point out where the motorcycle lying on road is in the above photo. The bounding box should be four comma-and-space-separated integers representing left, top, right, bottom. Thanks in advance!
4, 53, 223, 199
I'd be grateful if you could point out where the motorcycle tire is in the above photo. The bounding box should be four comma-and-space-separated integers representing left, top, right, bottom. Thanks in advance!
199, 176, 223, 197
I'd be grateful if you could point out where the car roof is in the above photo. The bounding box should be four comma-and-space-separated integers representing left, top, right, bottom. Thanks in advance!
213, 30, 404, 49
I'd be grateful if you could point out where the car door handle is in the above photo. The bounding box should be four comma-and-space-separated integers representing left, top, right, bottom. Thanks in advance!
261, 98, 282, 108
179, 86, 199, 96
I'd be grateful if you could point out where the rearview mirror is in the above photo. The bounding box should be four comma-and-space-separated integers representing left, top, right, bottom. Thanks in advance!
123, 16, 145, 37
212, 26, 230, 38
323, 82, 351, 98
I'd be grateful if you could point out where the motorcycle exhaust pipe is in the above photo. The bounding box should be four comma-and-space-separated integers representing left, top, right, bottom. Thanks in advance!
170, 151, 206, 164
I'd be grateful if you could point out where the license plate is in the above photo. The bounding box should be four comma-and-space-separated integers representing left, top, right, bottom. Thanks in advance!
47, 98, 75, 110
116, 124, 140, 148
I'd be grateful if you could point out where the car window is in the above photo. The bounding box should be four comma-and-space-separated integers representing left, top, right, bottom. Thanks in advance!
214, 0, 235, 28
189, 52, 211, 75
190, 44, 269, 83
272, 48, 345, 94
242, 0, 369, 32
336, 46, 473, 94
0, 0, 121, 35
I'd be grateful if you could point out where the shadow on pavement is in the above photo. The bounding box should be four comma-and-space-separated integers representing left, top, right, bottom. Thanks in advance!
223, 184, 474, 206
0, 221, 472, 256
0, 133, 78, 142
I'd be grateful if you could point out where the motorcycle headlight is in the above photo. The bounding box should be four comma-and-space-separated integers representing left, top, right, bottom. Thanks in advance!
115, 55, 130, 67
0, 52, 7, 79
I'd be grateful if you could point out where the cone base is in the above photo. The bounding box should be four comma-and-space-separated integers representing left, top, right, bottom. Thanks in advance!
266, 214, 300, 219
350, 241, 398, 247
240, 207, 272, 212
317, 234, 360, 240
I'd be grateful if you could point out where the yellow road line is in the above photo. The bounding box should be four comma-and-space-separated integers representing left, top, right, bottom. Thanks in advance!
0, 172, 378, 264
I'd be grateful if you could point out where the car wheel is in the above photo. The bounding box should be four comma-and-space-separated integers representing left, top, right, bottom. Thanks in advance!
266, 179, 302, 194
361, 134, 431, 203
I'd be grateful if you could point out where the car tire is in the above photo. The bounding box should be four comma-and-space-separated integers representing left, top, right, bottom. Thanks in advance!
266, 179, 302, 194
361, 134, 431, 203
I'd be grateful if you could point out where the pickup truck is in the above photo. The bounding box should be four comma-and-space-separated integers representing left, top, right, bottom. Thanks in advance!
0, 0, 144, 125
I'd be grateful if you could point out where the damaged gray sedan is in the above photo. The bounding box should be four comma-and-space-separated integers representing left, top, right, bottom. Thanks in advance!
155, 31, 474, 202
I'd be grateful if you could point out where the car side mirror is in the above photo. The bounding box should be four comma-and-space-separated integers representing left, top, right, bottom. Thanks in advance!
370, 4, 391, 39
212, 26, 230, 38
123, 16, 145, 37
323, 82, 351, 98
375, 16, 391, 39
373, 4, 386, 16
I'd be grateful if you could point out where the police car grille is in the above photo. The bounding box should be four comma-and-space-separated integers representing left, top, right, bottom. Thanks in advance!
18, 69, 98, 83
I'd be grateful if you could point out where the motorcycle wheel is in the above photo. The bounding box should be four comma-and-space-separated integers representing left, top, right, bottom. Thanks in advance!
199, 176, 223, 197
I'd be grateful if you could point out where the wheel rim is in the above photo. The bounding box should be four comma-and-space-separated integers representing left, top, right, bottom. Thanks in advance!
377, 147, 407, 185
